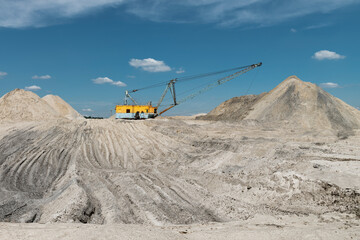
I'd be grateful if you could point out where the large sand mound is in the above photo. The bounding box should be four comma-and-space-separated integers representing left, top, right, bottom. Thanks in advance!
197, 94, 266, 121
0, 89, 61, 122
43, 95, 83, 120
0, 81, 359, 231
246, 76, 360, 131
0, 119, 359, 226
199, 76, 360, 132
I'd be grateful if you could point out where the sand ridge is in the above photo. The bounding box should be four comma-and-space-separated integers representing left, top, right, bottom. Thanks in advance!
0, 78, 359, 239
43, 94, 83, 120
245, 76, 360, 131
199, 76, 360, 134
0, 118, 359, 225
0, 89, 83, 122
0, 89, 61, 122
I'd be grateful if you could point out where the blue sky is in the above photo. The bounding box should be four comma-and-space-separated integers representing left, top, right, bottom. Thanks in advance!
0, 0, 360, 117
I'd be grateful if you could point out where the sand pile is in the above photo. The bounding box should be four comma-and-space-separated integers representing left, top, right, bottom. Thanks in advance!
0, 119, 359, 226
43, 95, 83, 120
0, 89, 60, 122
246, 76, 360, 131
0, 89, 83, 122
0, 82, 359, 230
199, 76, 360, 132
197, 94, 266, 121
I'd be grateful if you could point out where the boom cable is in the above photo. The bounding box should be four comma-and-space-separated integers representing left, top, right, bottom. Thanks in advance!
121, 62, 262, 116
130, 64, 253, 92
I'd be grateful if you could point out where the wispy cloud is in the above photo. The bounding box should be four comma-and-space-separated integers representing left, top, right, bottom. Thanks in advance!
112, 81, 127, 87
32, 74, 51, 79
25, 85, 41, 91
290, 23, 330, 33
129, 58, 171, 72
0, 0, 358, 28
312, 50, 345, 60
320, 82, 340, 88
127, 75, 136, 79
92, 77, 127, 87
304, 23, 331, 30
0, 0, 126, 28
0, 72, 7, 78
126, 0, 359, 28
82, 108, 93, 112
176, 68, 185, 74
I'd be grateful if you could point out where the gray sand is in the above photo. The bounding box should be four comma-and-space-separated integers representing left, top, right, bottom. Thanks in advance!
0, 77, 359, 239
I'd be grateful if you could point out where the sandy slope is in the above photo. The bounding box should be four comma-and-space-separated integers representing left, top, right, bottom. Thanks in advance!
199, 76, 360, 134
42, 95, 83, 120
0, 89, 60, 122
245, 76, 360, 131
0, 81, 360, 239
1, 214, 359, 240
0, 119, 359, 226
197, 94, 265, 121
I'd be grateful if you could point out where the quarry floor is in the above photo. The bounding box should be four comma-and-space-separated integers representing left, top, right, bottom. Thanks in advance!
0, 117, 359, 239
1, 215, 359, 240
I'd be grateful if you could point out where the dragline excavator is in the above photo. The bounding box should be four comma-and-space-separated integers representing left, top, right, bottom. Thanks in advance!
115, 62, 262, 119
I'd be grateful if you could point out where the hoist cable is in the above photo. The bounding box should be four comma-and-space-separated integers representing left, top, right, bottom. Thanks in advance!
129, 64, 253, 92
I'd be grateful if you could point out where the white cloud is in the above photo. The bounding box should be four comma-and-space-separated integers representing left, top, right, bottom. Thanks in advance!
82, 108, 93, 112
25, 85, 41, 91
176, 68, 185, 74
304, 23, 331, 30
93, 77, 113, 84
126, 0, 359, 28
0, 72, 7, 78
312, 50, 345, 60
0, 1, 358, 28
0, 0, 126, 28
111, 81, 127, 87
32, 74, 51, 79
129, 58, 171, 72
290, 23, 330, 33
127, 75, 136, 79
92, 77, 126, 87
320, 82, 340, 88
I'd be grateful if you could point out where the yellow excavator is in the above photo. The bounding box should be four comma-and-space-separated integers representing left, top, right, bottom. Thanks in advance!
115, 62, 262, 119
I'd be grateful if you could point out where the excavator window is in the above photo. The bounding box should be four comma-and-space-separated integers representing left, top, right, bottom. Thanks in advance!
126, 109, 130, 113
154, 109, 157, 113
